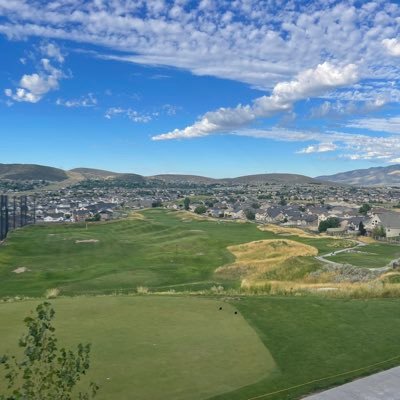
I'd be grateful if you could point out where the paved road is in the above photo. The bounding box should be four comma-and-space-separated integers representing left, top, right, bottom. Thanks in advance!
303, 367, 400, 400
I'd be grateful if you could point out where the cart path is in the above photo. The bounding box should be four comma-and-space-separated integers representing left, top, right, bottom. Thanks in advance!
303, 366, 400, 400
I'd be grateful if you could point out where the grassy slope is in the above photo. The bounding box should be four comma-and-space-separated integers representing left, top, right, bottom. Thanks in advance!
0, 296, 274, 400
211, 296, 400, 400
0, 209, 351, 298
326, 242, 400, 268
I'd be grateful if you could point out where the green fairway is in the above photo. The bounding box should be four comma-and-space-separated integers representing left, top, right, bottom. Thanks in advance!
212, 296, 400, 400
0, 296, 274, 400
326, 242, 400, 268
0, 209, 352, 297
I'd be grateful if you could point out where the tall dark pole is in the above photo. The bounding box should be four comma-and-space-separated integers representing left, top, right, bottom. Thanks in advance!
4, 195, 8, 237
0, 195, 4, 240
33, 196, 36, 224
13, 196, 16, 229
20, 196, 24, 227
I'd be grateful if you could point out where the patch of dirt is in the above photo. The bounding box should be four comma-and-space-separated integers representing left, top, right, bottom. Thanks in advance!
75, 239, 99, 244
13, 267, 29, 274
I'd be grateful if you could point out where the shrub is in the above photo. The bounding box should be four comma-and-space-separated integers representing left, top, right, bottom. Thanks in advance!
0, 302, 98, 400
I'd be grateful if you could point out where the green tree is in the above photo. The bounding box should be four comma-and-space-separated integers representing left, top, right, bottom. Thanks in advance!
183, 197, 190, 211
359, 203, 371, 215
318, 217, 340, 232
372, 225, 386, 239
0, 302, 98, 400
194, 205, 207, 214
151, 200, 162, 208
279, 196, 287, 206
358, 221, 367, 236
245, 209, 256, 221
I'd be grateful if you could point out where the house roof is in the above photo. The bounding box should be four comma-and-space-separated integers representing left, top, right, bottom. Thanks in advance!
377, 212, 400, 229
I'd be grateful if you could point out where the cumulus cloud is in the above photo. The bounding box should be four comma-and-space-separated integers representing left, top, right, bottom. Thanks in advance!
5, 42, 65, 103
382, 38, 400, 57
152, 62, 358, 140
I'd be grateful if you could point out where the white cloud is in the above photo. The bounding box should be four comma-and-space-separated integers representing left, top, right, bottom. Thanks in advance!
105, 107, 152, 123
0, 1, 398, 92
347, 117, 400, 134
297, 143, 337, 154
382, 38, 400, 57
56, 93, 97, 107
105, 103, 180, 123
40, 42, 64, 62
5, 42, 65, 103
226, 127, 400, 163
152, 62, 358, 140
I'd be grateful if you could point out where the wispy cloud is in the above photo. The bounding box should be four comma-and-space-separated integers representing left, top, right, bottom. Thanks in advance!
105, 103, 180, 123
297, 143, 337, 154
105, 107, 153, 123
56, 93, 97, 108
347, 117, 400, 135
152, 62, 358, 140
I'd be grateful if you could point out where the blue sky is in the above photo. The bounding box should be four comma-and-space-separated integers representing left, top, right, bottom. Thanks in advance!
1, 1, 400, 178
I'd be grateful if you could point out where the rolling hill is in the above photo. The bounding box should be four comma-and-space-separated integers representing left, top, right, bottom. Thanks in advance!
0, 163, 333, 187
0, 163, 68, 181
69, 168, 121, 179
317, 164, 400, 186
225, 173, 321, 185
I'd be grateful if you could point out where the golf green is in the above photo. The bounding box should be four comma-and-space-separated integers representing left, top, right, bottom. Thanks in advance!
0, 296, 275, 400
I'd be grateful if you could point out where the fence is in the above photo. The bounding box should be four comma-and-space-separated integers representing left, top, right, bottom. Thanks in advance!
0, 195, 35, 241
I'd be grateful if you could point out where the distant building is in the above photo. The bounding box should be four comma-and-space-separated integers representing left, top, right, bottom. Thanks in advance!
370, 212, 400, 238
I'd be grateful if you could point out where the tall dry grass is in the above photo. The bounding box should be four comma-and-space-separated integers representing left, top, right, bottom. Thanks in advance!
215, 239, 318, 281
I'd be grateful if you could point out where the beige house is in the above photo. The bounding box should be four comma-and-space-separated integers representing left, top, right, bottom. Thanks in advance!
369, 212, 400, 238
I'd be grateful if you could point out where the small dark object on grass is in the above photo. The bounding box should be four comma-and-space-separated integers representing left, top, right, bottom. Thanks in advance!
219, 307, 222, 310
234, 311, 238, 315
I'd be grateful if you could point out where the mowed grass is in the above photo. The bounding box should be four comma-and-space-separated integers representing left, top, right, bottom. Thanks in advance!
0, 296, 274, 400
211, 296, 400, 400
2, 296, 400, 400
326, 242, 400, 268
0, 209, 352, 298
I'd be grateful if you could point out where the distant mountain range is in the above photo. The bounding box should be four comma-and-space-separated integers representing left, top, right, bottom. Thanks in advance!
317, 165, 400, 186
2, 163, 400, 187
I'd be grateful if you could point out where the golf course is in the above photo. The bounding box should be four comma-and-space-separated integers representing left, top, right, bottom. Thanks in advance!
2, 209, 400, 399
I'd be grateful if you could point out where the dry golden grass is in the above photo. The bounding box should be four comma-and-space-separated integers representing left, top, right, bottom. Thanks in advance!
45, 287, 60, 299
325, 239, 355, 249
240, 278, 400, 298
357, 236, 377, 244
257, 224, 317, 238
215, 239, 318, 281
128, 212, 146, 220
